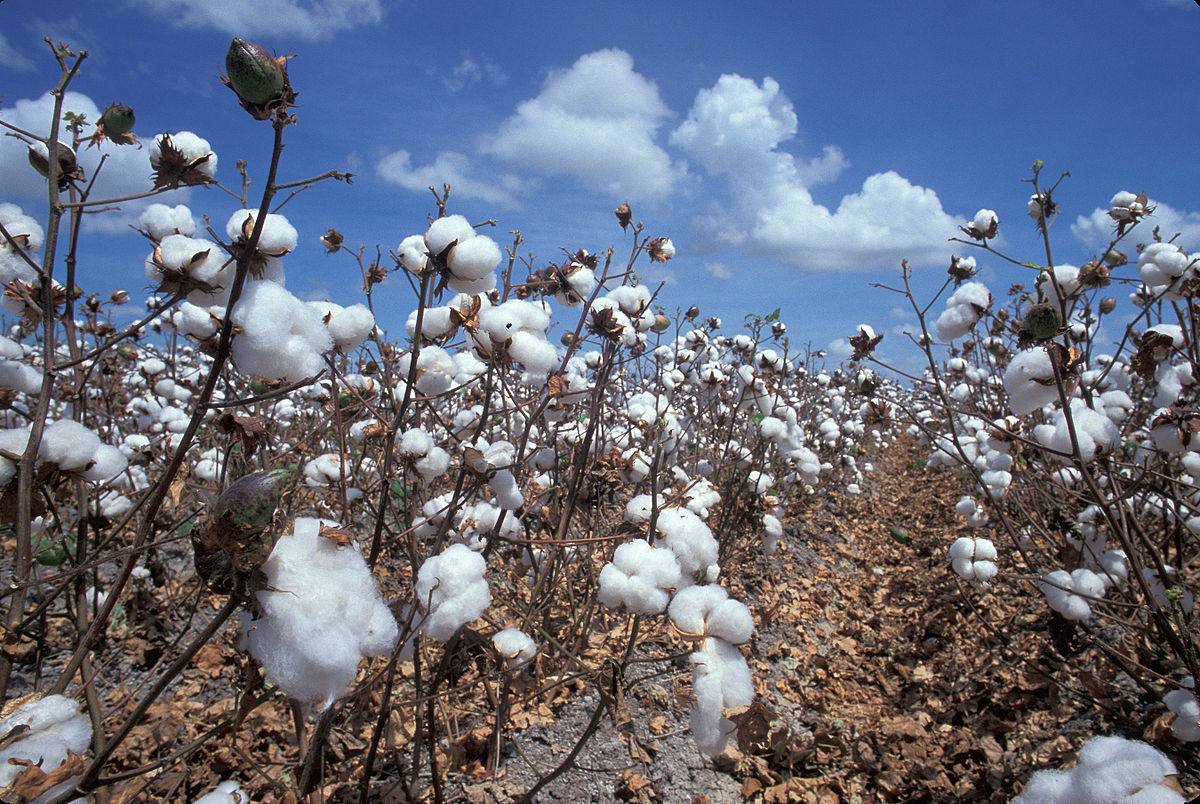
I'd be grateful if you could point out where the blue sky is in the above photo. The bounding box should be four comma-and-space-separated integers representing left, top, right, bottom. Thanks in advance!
3, 0, 1200, 372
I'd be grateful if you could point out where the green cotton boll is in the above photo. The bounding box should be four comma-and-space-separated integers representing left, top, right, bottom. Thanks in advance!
99, 103, 135, 136
1021, 302, 1062, 341
225, 38, 286, 106
214, 469, 289, 530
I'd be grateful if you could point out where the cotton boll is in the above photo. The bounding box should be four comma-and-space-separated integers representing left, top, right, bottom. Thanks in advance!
240, 518, 398, 711
492, 628, 537, 669
309, 301, 375, 352
397, 234, 428, 273
230, 281, 333, 381
598, 540, 681, 615
689, 637, 753, 757
668, 585, 754, 644
191, 781, 249, 804
1014, 735, 1182, 804
226, 209, 297, 255
415, 543, 490, 640
1004, 348, 1061, 416
654, 507, 719, 580
81, 444, 129, 483
0, 694, 92, 798
424, 214, 476, 256
39, 419, 102, 471
140, 202, 196, 239
490, 469, 525, 510
448, 234, 501, 281
149, 131, 217, 180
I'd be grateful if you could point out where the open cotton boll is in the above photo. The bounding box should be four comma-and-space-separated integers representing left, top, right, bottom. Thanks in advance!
653, 507, 719, 581
492, 628, 536, 669
668, 585, 754, 644
0, 360, 42, 395
149, 131, 217, 180
230, 281, 333, 381
1165, 680, 1200, 742
935, 282, 992, 340
81, 444, 129, 483
240, 518, 397, 711
0, 694, 92, 800
226, 209, 298, 255
1014, 735, 1182, 804
689, 637, 754, 757
0, 203, 44, 254
1139, 242, 1194, 295
490, 468, 525, 510
598, 539, 681, 615
415, 543, 490, 640
397, 234, 429, 273
447, 234, 501, 281
140, 202, 196, 239
948, 536, 999, 584
424, 214, 476, 255
1039, 568, 1105, 621
307, 300, 375, 352
191, 780, 249, 804
1004, 348, 1062, 416
39, 419, 101, 471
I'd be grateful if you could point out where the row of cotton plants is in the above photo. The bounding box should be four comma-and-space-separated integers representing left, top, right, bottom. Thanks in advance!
0, 40, 905, 803
858, 166, 1199, 800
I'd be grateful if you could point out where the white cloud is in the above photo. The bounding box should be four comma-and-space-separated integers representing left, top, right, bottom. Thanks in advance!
0, 32, 34, 71
0, 92, 190, 233
481, 49, 684, 202
705, 262, 732, 279
670, 74, 959, 271
1071, 197, 1200, 253
376, 149, 530, 208
826, 337, 853, 361
126, 0, 383, 40
443, 54, 508, 92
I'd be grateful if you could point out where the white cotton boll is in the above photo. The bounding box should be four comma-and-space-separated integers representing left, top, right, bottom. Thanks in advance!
191, 780, 249, 804
39, 419, 101, 471
655, 507, 719, 580
398, 428, 433, 457
598, 539, 681, 615
226, 209, 298, 255
508, 331, 559, 377
0, 694, 91, 802
689, 637, 753, 757
447, 271, 497, 295
668, 585, 754, 644
140, 202, 195, 239
398, 234, 428, 273
308, 301, 375, 352
955, 496, 977, 517
448, 234, 501, 281
240, 518, 397, 711
1165, 683, 1200, 742
81, 444, 128, 483
231, 281, 333, 381
150, 131, 217, 180
1139, 242, 1193, 291
0, 360, 43, 395
490, 469, 525, 510
0, 203, 44, 254
1004, 348, 1061, 416
1014, 735, 1183, 803
424, 214, 476, 255
493, 628, 536, 669
415, 543, 490, 641
970, 209, 998, 237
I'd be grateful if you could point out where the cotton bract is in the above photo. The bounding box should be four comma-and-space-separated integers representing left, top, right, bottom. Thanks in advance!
240, 518, 398, 711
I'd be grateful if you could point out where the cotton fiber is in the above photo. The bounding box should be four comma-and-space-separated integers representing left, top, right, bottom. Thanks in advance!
240, 518, 398, 711
415, 543, 490, 640
1014, 735, 1181, 803
0, 693, 91, 804
598, 539, 681, 615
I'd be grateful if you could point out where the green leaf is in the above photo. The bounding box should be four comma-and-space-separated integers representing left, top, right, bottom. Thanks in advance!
888, 526, 911, 545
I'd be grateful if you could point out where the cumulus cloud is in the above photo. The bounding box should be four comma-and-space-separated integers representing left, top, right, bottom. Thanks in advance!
126, 0, 383, 39
0, 33, 34, 71
481, 49, 684, 202
376, 150, 531, 208
0, 92, 188, 232
1072, 197, 1200, 252
670, 74, 960, 271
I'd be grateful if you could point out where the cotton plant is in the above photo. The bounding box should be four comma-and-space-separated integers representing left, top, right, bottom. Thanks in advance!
239, 518, 398, 712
